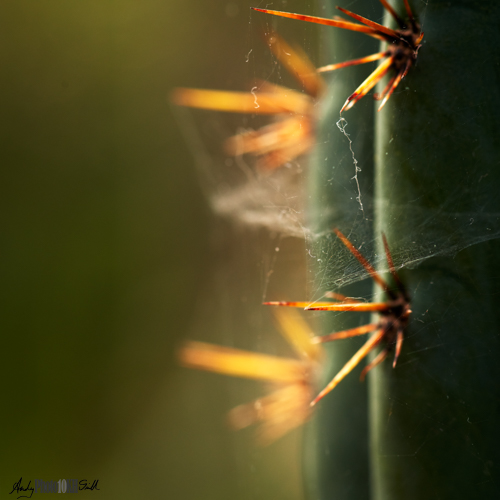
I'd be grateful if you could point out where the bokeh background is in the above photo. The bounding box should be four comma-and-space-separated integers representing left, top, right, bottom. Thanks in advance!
1, 1, 317, 499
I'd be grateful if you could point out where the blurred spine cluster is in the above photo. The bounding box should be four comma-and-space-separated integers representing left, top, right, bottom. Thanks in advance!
173, 0, 420, 442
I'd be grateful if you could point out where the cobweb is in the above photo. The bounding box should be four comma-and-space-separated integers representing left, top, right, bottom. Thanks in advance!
173, 0, 500, 300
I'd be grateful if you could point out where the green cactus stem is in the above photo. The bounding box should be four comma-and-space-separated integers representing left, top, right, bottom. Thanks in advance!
371, 1, 500, 498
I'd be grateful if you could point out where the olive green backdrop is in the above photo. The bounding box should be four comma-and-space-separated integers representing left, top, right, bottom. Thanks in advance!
0, 1, 317, 499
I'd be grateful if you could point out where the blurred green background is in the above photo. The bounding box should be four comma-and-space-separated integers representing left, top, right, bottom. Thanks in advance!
0, 1, 316, 499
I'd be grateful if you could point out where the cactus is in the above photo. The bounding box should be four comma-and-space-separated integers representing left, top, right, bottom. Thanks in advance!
256, 0, 500, 497
175, 0, 500, 498
312, 0, 500, 498
370, 1, 500, 498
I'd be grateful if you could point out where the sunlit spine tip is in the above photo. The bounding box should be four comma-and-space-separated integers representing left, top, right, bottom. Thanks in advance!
251, 7, 272, 14
340, 96, 355, 114
310, 392, 324, 407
